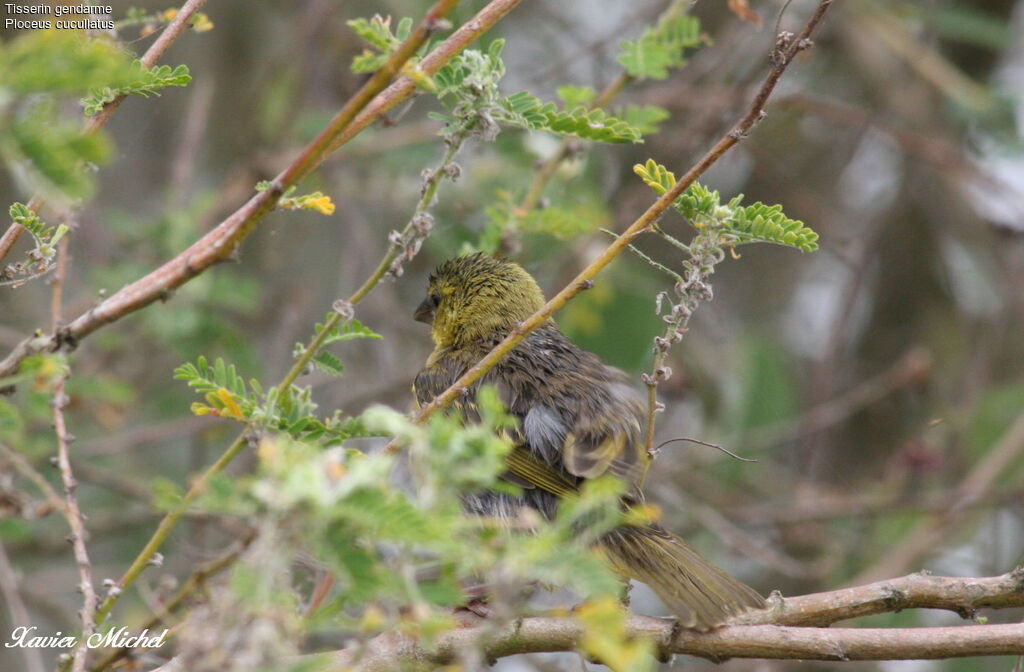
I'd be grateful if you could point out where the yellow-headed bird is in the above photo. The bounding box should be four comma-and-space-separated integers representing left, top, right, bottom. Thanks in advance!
413, 253, 764, 629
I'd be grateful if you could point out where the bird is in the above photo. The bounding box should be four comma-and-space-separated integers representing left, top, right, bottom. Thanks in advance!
412, 252, 765, 629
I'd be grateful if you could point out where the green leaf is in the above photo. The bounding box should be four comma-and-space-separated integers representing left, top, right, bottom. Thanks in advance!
556, 85, 597, 108
313, 318, 383, 346
615, 104, 670, 136
634, 159, 819, 251
0, 30, 136, 94
5, 100, 111, 199
311, 351, 345, 377
495, 93, 643, 143
617, 15, 702, 80
81, 62, 192, 117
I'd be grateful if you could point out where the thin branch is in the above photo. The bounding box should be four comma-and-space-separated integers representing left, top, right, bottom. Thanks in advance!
50, 239, 98, 672
0, 0, 210, 265
85, 0, 520, 630
398, 0, 835, 443
88, 531, 257, 672
0, 440, 67, 516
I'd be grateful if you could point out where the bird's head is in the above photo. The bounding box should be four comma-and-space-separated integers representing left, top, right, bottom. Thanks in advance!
415, 253, 545, 348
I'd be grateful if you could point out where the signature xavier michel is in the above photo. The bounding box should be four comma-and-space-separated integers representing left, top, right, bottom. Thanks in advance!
5, 626, 169, 649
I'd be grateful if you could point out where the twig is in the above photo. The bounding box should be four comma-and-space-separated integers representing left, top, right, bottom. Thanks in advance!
88, 531, 257, 672
0, 0, 210, 265
852, 412, 1024, 585
0, 440, 67, 516
49, 239, 98, 672
0, 540, 47, 672
86, 0, 519, 629
398, 0, 835, 446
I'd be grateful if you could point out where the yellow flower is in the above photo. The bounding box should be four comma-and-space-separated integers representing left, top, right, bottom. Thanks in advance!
190, 402, 212, 416
192, 14, 214, 32
305, 195, 336, 216
163, 9, 178, 21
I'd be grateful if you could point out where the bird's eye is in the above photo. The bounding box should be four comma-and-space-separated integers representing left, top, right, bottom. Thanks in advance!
429, 292, 441, 308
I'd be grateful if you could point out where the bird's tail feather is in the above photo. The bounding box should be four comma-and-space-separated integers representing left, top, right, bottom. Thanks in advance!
599, 524, 765, 630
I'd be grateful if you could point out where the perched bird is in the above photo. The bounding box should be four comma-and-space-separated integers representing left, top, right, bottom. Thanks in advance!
413, 253, 764, 629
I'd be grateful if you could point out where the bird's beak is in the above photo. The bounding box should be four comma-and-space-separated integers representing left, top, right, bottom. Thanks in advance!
413, 298, 434, 324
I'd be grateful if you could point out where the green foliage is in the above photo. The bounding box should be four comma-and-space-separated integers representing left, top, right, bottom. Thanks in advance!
556, 85, 597, 108
476, 190, 612, 254
5, 99, 111, 199
0, 30, 135, 94
618, 14, 702, 79
8, 202, 67, 261
294, 318, 382, 378
0, 31, 138, 200
81, 62, 192, 116
177, 318, 382, 441
615, 104, 671, 136
116, 7, 215, 34
198, 388, 627, 640
347, 15, 414, 73
173, 355, 377, 442
577, 596, 656, 672
634, 159, 820, 251
430, 41, 644, 143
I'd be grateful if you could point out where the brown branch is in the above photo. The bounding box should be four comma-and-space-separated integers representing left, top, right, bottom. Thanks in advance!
0, 0, 500, 379
49, 239, 98, 672
743, 568, 1024, 627
310, 570, 1024, 670
396, 0, 835, 442
324, 621, 1024, 669
0, 0, 209, 265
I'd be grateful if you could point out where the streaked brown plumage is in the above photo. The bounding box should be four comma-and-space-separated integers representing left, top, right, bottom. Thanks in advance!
413, 253, 764, 629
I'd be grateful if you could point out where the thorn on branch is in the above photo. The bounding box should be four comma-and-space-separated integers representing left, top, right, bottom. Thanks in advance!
773, 30, 795, 64
332, 299, 354, 322
426, 17, 453, 34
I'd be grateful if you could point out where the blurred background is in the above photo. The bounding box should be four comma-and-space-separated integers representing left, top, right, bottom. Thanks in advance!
2, 0, 1023, 670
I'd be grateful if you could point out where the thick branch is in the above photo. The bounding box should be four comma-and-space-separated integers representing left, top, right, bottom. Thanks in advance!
316, 570, 1024, 670
323, 620, 1024, 670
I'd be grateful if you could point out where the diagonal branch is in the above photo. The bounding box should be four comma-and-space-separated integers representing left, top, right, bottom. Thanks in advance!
398, 0, 835, 438
0, 0, 522, 379
0, 0, 210, 265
